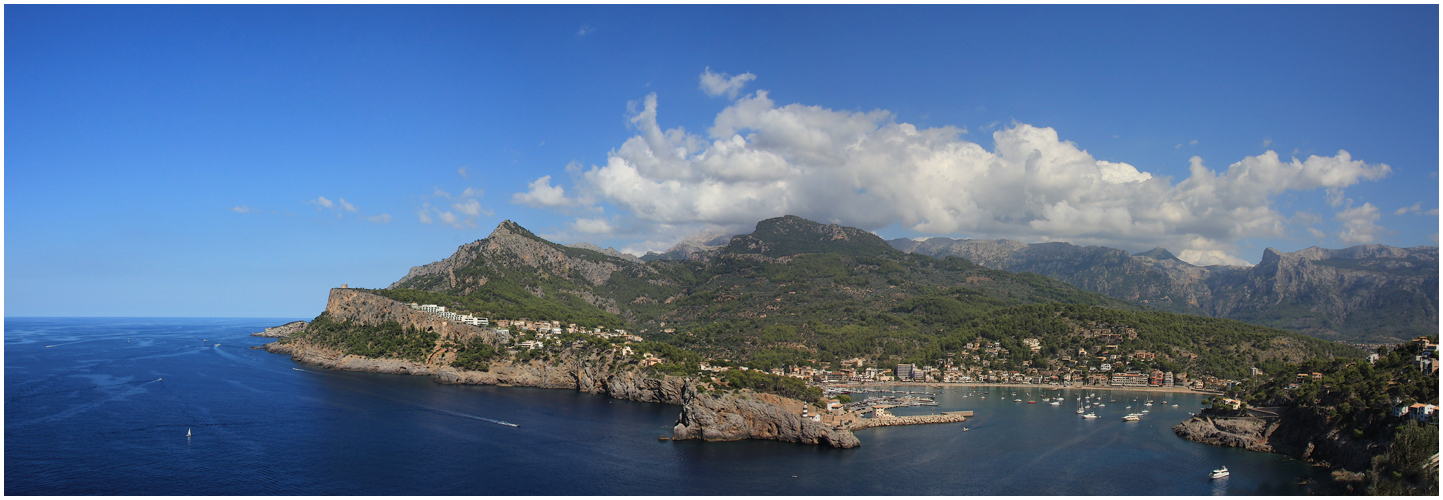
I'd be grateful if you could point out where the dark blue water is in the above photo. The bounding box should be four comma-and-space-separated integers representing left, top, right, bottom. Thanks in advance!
5, 318, 1332, 495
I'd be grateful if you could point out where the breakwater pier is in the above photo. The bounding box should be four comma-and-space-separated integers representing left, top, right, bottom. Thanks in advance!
849, 411, 972, 430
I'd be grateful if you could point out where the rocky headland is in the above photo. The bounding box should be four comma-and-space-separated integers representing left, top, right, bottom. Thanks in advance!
1173, 407, 1386, 475
263, 288, 861, 448
251, 320, 308, 338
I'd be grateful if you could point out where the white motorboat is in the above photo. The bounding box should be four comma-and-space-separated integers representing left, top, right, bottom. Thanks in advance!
1082, 412, 1099, 419
1122, 414, 1140, 421
1209, 466, 1229, 479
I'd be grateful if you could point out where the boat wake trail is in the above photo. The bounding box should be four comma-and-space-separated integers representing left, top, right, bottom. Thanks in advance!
413, 403, 519, 427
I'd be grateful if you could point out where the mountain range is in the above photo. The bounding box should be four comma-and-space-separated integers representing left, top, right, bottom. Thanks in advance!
371, 216, 1366, 377
884, 237, 1437, 343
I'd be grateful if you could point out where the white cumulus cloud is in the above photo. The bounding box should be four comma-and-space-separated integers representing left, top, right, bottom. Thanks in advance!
367, 213, 392, 224
1394, 202, 1437, 216
512, 175, 577, 208
518, 81, 1393, 265
1337, 203, 1384, 244
699, 67, 757, 100
573, 217, 616, 234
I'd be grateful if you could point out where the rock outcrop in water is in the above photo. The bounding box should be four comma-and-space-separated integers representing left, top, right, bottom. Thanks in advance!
265, 288, 860, 448
672, 388, 860, 448
250, 320, 308, 338
1171, 415, 1273, 452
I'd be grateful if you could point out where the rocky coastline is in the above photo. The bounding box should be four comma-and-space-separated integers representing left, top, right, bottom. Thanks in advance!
1172, 407, 1387, 484
250, 320, 308, 338
261, 288, 862, 448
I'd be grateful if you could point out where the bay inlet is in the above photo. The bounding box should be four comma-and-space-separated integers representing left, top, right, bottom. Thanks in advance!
5, 318, 1332, 495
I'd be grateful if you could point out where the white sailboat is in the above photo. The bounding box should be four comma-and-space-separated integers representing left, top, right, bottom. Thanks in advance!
186, 428, 192, 437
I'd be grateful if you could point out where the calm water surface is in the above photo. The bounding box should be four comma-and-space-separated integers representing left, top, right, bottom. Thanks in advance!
5, 318, 1332, 495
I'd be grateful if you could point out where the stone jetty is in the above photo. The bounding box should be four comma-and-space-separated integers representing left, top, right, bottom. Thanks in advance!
849, 411, 969, 430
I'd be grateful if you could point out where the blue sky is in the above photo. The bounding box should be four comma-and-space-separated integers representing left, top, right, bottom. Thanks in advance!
6, 5, 1438, 317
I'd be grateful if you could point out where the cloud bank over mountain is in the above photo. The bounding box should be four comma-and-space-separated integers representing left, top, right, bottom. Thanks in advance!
516, 71, 1393, 266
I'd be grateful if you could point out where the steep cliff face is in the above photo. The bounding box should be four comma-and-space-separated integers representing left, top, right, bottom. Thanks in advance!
892, 238, 1438, 342
322, 288, 509, 345
672, 388, 860, 448
267, 288, 856, 447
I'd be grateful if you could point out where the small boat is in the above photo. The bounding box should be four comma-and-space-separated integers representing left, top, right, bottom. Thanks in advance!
962, 427, 970, 432
1014, 398, 1022, 402
1028, 400, 1036, 404
1123, 415, 1139, 421
186, 428, 192, 437
1082, 412, 1099, 419
1209, 466, 1229, 479
1050, 401, 1061, 406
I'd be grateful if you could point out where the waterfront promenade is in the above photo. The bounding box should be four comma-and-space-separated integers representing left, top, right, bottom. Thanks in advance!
840, 381, 1215, 395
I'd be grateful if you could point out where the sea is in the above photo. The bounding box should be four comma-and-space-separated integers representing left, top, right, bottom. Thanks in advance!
5, 317, 1336, 495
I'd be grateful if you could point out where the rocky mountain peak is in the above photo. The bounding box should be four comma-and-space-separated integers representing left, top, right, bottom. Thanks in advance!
642, 231, 733, 262
566, 242, 645, 264
1133, 247, 1184, 263
724, 215, 893, 257
488, 220, 542, 241
1259, 247, 1285, 265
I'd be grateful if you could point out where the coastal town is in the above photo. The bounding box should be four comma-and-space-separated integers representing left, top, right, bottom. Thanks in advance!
404, 300, 1440, 432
